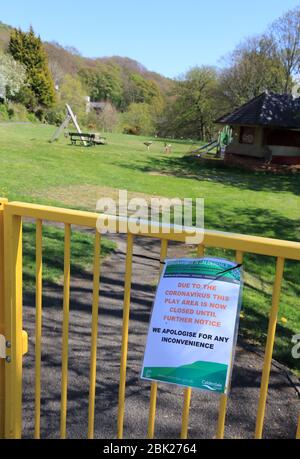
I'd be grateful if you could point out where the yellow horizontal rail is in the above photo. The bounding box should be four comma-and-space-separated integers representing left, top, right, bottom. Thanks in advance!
5, 202, 300, 261
2, 199, 300, 440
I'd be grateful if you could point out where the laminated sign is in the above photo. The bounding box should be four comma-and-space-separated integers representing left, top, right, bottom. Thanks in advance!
141, 258, 243, 394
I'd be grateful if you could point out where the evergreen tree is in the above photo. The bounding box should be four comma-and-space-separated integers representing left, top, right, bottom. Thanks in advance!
9, 26, 55, 110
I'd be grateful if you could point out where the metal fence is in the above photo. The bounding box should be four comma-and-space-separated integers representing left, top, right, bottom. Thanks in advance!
0, 199, 299, 439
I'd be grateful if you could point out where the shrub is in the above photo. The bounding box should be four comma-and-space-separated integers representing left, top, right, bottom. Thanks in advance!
44, 106, 66, 125
121, 103, 155, 136
0, 103, 10, 121
7, 103, 37, 122
27, 112, 37, 123
86, 111, 98, 130
9, 103, 30, 121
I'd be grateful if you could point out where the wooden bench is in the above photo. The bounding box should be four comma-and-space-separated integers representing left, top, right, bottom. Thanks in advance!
69, 132, 106, 147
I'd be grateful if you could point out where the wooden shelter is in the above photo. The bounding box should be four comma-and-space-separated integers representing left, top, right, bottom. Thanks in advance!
215, 91, 300, 165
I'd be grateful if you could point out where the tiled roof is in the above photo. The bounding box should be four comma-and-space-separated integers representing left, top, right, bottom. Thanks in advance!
215, 92, 300, 129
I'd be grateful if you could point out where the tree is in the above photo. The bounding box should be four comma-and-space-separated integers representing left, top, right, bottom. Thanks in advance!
97, 102, 118, 132
79, 64, 123, 108
0, 51, 26, 99
9, 26, 55, 110
59, 74, 86, 113
121, 72, 165, 112
45, 74, 86, 125
86, 102, 118, 132
270, 6, 300, 93
128, 74, 161, 103
218, 35, 288, 110
158, 66, 219, 140
121, 103, 155, 135
48, 59, 65, 89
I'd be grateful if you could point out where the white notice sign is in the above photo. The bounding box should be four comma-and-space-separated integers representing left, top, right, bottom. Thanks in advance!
141, 258, 243, 394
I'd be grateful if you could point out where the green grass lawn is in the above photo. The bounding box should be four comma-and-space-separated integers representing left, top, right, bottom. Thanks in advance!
0, 122, 299, 374
22, 223, 116, 290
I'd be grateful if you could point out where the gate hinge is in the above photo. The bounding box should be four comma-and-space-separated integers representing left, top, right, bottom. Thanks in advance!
0, 331, 28, 359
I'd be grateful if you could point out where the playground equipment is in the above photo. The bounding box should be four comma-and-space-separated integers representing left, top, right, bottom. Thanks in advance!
144, 141, 153, 151
164, 143, 172, 154
50, 104, 86, 145
190, 139, 219, 156
188, 126, 232, 158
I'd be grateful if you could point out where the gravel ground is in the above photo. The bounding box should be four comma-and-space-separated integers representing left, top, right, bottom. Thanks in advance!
21, 233, 300, 439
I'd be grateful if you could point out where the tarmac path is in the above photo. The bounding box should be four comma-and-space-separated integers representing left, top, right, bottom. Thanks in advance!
21, 233, 299, 439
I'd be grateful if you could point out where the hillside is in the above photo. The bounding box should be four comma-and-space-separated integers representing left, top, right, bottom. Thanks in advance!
0, 21, 174, 96
0, 21, 12, 49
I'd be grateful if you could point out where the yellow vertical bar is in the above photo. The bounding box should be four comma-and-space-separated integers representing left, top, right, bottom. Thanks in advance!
296, 413, 300, 439
0, 199, 7, 438
255, 257, 285, 439
181, 388, 192, 439
181, 243, 204, 439
216, 395, 228, 439
4, 207, 23, 439
60, 223, 71, 439
147, 238, 168, 439
88, 231, 101, 439
117, 233, 134, 439
34, 220, 43, 439
216, 250, 243, 439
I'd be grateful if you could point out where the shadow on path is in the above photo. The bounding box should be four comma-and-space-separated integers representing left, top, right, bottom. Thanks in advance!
22, 234, 300, 439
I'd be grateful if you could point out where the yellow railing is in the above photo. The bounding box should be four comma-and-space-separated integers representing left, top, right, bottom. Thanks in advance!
0, 199, 299, 439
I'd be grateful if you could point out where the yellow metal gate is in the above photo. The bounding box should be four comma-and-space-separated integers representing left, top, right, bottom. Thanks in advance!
0, 199, 299, 439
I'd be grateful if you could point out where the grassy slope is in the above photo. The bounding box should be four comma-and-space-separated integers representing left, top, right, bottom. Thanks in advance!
0, 123, 299, 373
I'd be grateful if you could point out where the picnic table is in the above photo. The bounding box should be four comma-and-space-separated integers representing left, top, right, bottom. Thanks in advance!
69, 132, 106, 146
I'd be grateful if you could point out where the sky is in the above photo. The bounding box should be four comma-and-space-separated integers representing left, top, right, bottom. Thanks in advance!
1, 0, 300, 78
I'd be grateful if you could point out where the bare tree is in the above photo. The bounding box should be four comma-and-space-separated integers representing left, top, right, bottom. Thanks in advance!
48, 59, 65, 88
218, 35, 287, 109
270, 6, 300, 93
97, 102, 118, 132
